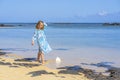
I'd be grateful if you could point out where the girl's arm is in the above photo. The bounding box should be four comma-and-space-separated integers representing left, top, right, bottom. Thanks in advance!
32, 30, 37, 45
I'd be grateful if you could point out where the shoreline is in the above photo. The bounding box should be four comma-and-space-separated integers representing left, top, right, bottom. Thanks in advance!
0, 51, 120, 80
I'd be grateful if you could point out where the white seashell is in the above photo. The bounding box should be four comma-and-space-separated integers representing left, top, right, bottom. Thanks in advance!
56, 57, 61, 63
56, 57, 61, 67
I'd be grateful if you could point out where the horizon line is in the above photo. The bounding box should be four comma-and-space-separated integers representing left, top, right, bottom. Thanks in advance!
0, 22, 120, 24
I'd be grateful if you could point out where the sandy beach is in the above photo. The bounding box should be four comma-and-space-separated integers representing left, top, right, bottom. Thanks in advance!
0, 52, 89, 80
1, 51, 120, 80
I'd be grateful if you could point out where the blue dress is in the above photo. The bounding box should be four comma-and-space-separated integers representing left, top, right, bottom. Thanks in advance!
32, 29, 52, 54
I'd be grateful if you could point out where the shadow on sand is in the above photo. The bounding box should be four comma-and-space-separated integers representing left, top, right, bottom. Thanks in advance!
27, 70, 55, 77
0, 57, 40, 68
13, 58, 41, 68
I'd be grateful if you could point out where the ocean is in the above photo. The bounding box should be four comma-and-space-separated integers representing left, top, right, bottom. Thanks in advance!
0, 23, 120, 68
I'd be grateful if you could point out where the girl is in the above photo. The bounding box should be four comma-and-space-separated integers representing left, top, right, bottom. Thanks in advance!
32, 21, 52, 64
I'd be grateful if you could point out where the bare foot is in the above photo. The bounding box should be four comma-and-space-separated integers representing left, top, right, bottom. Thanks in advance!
41, 61, 45, 65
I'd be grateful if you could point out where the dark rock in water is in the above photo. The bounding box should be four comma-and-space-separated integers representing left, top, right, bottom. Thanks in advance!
0, 24, 14, 27
90, 62, 114, 69
0, 24, 4, 26
58, 69, 80, 75
103, 23, 120, 26
81, 62, 114, 70
107, 68, 120, 79
58, 65, 84, 75
18, 24, 23, 26
66, 65, 83, 70
57, 65, 120, 80
57, 65, 83, 71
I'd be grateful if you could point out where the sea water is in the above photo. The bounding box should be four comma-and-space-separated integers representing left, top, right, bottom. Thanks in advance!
0, 23, 120, 68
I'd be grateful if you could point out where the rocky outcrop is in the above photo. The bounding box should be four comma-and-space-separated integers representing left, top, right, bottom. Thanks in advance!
103, 23, 120, 26
0, 24, 14, 27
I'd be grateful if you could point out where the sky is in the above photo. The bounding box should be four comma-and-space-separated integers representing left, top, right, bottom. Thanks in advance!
0, 0, 120, 23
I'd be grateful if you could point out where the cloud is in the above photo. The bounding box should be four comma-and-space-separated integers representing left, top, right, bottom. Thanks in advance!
98, 11, 107, 16
66, 11, 120, 23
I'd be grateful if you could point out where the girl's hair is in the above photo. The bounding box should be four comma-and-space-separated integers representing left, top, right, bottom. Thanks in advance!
36, 20, 44, 30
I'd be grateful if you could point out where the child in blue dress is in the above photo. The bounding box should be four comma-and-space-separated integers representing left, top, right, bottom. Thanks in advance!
32, 21, 52, 64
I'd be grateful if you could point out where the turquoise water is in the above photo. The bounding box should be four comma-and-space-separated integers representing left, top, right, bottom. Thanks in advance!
0, 23, 120, 67
1, 23, 120, 48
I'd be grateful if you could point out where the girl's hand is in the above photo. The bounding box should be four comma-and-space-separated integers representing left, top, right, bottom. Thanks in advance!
32, 41, 34, 46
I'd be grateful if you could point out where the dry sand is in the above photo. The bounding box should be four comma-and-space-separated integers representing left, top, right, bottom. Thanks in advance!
0, 54, 89, 80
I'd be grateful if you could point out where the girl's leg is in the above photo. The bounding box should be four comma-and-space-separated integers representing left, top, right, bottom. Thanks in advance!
38, 45, 42, 62
41, 53, 44, 64
37, 52, 41, 62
